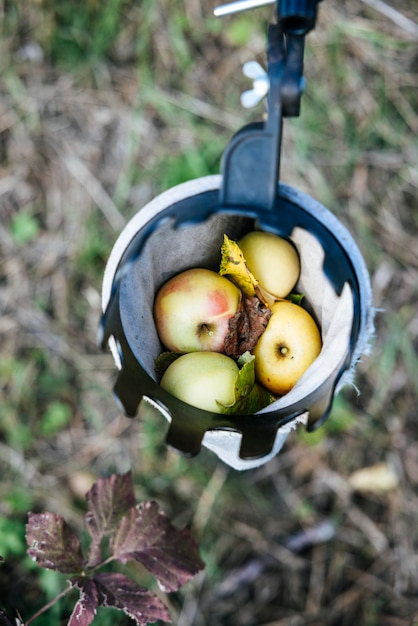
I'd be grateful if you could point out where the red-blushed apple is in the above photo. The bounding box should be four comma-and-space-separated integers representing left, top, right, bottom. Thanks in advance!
238, 231, 300, 299
252, 300, 322, 395
160, 352, 239, 413
154, 268, 241, 353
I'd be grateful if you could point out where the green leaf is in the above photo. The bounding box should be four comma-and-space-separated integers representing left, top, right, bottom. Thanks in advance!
10, 209, 40, 244
41, 401, 72, 436
286, 293, 305, 305
155, 352, 183, 377
219, 352, 275, 415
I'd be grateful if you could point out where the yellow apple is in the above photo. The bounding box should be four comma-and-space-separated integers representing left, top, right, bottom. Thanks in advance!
238, 231, 300, 298
160, 352, 239, 413
154, 268, 241, 353
252, 300, 322, 395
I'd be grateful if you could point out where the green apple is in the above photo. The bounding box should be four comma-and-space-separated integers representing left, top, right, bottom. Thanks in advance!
160, 352, 239, 413
238, 231, 300, 298
154, 268, 241, 353
252, 300, 322, 395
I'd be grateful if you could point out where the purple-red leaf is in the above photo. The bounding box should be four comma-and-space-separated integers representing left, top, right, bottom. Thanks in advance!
68, 577, 99, 626
94, 572, 171, 625
85, 472, 136, 566
26, 512, 84, 574
111, 501, 205, 592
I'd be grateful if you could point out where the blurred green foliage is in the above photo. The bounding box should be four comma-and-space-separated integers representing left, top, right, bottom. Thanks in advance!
0, 350, 74, 450
10, 209, 41, 244
4, 0, 131, 67
0, 517, 26, 559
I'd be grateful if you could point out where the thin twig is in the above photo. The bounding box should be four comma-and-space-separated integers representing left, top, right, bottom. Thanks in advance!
62, 153, 126, 232
24, 584, 74, 626
154, 87, 244, 131
360, 0, 418, 38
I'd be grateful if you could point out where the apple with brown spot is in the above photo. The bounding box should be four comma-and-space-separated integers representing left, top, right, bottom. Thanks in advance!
252, 300, 322, 395
154, 268, 241, 353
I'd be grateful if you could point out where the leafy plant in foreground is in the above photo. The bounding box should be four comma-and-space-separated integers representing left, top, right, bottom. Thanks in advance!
1, 472, 204, 626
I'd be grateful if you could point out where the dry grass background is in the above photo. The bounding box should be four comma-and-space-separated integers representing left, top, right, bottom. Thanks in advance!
1, 0, 418, 624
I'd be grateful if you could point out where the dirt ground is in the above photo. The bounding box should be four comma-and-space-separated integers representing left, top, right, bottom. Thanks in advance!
1, 1, 418, 625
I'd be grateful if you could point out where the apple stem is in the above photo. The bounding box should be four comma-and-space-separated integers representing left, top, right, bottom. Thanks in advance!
280, 346, 288, 356
201, 324, 215, 337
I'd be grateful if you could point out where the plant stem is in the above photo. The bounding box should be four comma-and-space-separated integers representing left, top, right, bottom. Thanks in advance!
24, 584, 73, 626
89, 555, 115, 572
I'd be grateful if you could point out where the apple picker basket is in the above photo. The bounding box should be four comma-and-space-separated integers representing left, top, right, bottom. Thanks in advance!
99, 1, 375, 470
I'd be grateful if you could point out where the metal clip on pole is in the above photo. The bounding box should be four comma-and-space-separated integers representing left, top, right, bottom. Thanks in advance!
219, 0, 322, 211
